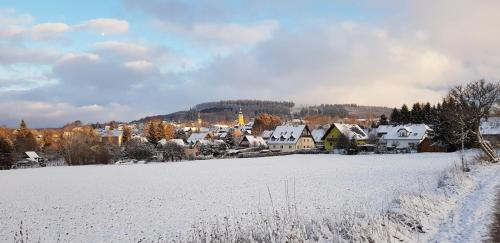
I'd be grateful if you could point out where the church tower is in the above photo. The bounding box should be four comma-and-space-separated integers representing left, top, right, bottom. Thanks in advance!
197, 112, 202, 127
238, 108, 245, 127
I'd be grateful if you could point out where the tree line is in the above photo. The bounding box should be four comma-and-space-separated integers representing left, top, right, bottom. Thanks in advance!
387, 80, 499, 159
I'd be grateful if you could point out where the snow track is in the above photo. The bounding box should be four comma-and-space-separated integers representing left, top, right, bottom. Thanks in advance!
431, 164, 500, 242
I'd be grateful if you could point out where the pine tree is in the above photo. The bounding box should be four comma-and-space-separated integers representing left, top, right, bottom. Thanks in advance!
379, 114, 389, 125
14, 120, 38, 153
422, 102, 433, 125
224, 128, 236, 147
400, 104, 411, 124
146, 121, 163, 144
411, 103, 423, 123
390, 108, 401, 124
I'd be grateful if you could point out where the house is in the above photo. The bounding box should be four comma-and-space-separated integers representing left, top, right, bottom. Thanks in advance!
267, 124, 315, 152
261, 130, 274, 141
98, 128, 123, 146
321, 123, 368, 152
187, 132, 213, 145
480, 117, 500, 146
311, 128, 326, 149
378, 124, 432, 152
239, 135, 267, 148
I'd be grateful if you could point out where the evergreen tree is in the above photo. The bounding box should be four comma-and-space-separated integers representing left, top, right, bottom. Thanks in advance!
422, 102, 433, 125
224, 128, 237, 147
379, 114, 389, 125
14, 120, 38, 153
411, 103, 423, 123
400, 104, 411, 124
145, 121, 163, 144
175, 129, 188, 141
390, 108, 401, 124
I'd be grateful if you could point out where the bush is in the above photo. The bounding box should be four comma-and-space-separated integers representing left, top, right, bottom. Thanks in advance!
124, 139, 154, 160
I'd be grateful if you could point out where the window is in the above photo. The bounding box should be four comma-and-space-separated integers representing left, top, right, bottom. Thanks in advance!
289, 145, 292, 149
281, 145, 283, 148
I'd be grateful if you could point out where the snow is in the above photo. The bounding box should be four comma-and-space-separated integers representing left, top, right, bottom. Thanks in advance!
311, 128, 325, 142
429, 164, 500, 242
0, 153, 473, 242
240, 135, 267, 147
187, 132, 209, 144
480, 116, 500, 135
331, 123, 368, 140
268, 124, 307, 145
380, 124, 431, 140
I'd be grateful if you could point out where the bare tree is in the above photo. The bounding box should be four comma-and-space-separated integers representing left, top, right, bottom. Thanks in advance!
448, 80, 500, 162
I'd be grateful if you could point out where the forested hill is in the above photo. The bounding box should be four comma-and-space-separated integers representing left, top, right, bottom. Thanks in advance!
134, 100, 295, 123
134, 100, 392, 124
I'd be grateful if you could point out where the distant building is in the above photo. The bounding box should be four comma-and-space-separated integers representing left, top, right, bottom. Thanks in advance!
321, 123, 368, 152
261, 130, 274, 140
377, 124, 432, 152
267, 124, 315, 152
239, 135, 267, 148
238, 108, 245, 127
480, 117, 500, 146
311, 128, 326, 149
187, 132, 213, 145
98, 128, 123, 146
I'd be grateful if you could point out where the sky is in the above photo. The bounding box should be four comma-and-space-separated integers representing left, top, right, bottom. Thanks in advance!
0, 0, 499, 128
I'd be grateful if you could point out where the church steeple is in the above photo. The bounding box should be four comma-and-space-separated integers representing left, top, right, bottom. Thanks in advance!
238, 108, 245, 126
197, 112, 202, 126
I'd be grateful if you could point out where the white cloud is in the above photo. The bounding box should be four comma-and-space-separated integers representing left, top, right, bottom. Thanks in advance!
192, 21, 279, 45
76, 18, 129, 35
155, 20, 279, 52
30, 23, 71, 40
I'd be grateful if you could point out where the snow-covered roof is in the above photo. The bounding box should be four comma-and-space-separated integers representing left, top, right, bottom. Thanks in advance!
381, 124, 431, 141
480, 117, 500, 135
268, 124, 308, 145
98, 129, 122, 137
261, 130, 273, 139
25, 151, 39, 159
240, 135, 267, 146
333, 123, 368, 140
376, 125, 391, 135
187, 132, 209, 144
158, 139, 186, 147
311, 128, 326, 142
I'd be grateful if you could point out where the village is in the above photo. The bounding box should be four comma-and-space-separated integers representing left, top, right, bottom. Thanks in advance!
4, 97, 498, 169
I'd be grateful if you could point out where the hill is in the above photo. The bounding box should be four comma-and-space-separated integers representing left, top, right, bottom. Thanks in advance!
134, 100, 392, 124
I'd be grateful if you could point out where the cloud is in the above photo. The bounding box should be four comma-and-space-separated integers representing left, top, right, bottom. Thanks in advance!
0, 8, 33, 26
191, 22, 471, 107
92, 41, 192, 66
76, 18, 129, 35
30, 22, 71, 40
0, 44, 61, 64
0, 100, 137, 128
155, 20, 279, 52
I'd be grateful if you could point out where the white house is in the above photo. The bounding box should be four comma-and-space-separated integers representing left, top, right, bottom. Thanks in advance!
480, 117, 500, 146
267, 124, 315, 152
239, 135, 267, 148
261, 130, 274, 140
187, 132, 212, 145
378, 124, 432, 151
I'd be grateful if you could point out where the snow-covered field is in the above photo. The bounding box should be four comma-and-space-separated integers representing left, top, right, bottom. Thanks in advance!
0, 153, 494, 242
